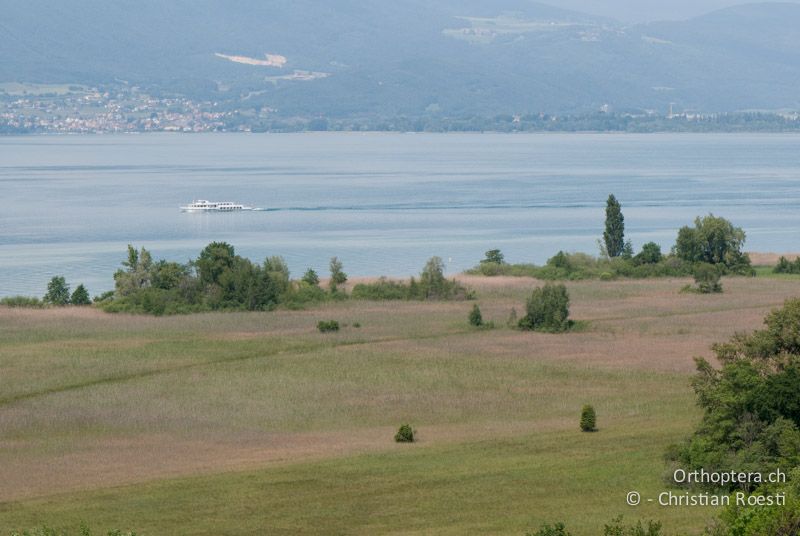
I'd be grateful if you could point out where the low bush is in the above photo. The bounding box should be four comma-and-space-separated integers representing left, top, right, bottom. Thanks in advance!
283, 282, 328, 309
526, 523, 572, 536
774, 255, 800, 274
468, 304, 483, 326
92, 290, 114, 303
580, 404, 597, 432
603, 516, 662, 536
351, 258, 472, 301
394, 424, 415, 443
526, 517, 662, 536
708, 470, 800, 536
466, 262, 540, 277
0, 295, 44, 308
681, 263, 723, 294
693, 263, 723, 293
101, 287, 208, 316
468, 250, 695, 281
519, 283, 571, 333
317, 320, 340, 333
351, 277, 412, 300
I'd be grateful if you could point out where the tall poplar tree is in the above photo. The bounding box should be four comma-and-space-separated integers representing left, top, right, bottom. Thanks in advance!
603, 194, 625, 258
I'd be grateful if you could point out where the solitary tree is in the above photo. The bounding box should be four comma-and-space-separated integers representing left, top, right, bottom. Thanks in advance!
329, 257, 347, 292
674, 214, 750, 272
70, 284, 92, 305
603, 194, 625, 258
44, 276, 70, 305
481, 249, 505, 265
420, 256, 447, 298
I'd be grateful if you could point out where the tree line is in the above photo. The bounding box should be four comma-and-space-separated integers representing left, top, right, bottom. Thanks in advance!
471, 194, 753, 292
0, 243, 469, 315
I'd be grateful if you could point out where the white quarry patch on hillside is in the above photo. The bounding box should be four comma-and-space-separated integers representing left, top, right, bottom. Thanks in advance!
642, 35, 673, 45
215, 52, 287, 68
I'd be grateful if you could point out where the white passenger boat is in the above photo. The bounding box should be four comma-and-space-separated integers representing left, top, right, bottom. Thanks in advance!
180, 200, 253, 212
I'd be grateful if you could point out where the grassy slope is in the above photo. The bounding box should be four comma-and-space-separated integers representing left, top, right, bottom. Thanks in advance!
1, 276, 798, 534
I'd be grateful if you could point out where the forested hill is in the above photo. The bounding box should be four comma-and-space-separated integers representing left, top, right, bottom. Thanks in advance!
2, 1, 800, 116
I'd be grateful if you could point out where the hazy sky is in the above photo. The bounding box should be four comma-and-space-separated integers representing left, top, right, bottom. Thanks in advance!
550, 0, 800, 22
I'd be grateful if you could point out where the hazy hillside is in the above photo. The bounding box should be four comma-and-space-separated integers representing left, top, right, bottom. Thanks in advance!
1, 1, 799, 116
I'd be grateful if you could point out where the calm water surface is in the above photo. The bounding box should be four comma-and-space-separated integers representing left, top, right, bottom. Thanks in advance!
1, 132, 799, 297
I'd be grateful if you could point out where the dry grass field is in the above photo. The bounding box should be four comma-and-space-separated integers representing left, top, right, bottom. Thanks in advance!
2, 274, 799, 534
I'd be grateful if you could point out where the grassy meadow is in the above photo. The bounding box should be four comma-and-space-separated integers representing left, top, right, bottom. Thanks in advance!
2, 275, 799, 534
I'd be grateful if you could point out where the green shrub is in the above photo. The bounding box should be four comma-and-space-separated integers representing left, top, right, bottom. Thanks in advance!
774, 256, 800, 274
329, 257, 347, 292
469, 261, 505, 276
352, 260, 471, 301
301, 268, 320, 286
468, 304, 483, 326
580, 404, 597, 432
603, 516, 662, 536
101, 287, 207, 316
92, 290, 114, 303
466, 261, 539, 277
394, 424, 415, 443
526, 522, 572, 536
0, 295, 44, 308
283, 282, 328, 309
693, 263, 722, 293
519, 283, 571, 332
351, 277, 411, 300
317, 320, 340, 333
468, 249, 696, 281
633, 242, 663, 265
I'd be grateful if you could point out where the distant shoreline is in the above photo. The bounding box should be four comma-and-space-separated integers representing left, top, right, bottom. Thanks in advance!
6, 130, 800, 137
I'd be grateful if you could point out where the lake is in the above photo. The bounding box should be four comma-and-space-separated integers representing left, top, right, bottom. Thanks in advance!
1, 132, 799, 297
